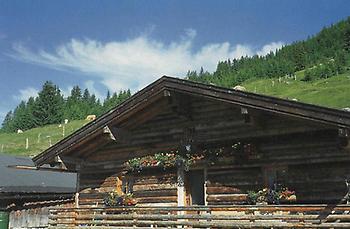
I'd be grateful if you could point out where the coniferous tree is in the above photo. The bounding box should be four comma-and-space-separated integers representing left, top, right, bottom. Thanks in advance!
34, 81, 64, 126
24, 97, 37, 129
65, 86, 84, 120
1, 111, 14, 132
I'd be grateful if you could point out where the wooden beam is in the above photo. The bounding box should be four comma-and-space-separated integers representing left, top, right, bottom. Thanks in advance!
105, 126, 131, 143
103, 126, 116, 141
7, 165, 74, 173
59, 156, 85, 165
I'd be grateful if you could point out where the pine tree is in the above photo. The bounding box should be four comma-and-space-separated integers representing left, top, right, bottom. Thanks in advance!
344, 18, 350, 51
12, 101, 27, 130
34, 81, 64, 126
24, 97, 37, 129
65, 86, 84, 120
82, 88, 90, 102
1, 111, 14, 132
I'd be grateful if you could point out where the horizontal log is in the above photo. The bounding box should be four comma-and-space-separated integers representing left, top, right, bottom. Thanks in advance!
135, 196, 177, 203
133, 183, 177, 191
133, 178, 177, 185
207, 194, 247, 203
49, 204, 350, 213
49, 213, 350, 222
133, 189, 177, 197
48, 219, 350, 228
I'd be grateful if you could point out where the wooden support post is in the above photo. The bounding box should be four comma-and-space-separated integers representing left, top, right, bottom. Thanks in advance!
204, 167, 208, 206
75, 164, 81, 208
177, 165, 185, 207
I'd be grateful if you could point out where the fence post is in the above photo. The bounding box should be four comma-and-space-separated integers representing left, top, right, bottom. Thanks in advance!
37, 133, 41, 143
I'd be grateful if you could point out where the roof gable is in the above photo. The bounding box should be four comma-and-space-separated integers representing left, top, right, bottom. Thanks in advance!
33, 76, 350, 166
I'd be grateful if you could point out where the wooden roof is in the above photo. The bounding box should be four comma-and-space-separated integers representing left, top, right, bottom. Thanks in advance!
32, 76, 350, 166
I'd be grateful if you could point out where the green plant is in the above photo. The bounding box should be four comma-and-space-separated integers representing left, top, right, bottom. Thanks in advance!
247, 191, 259, 204
126, 152, 196, 172
103, 191, 137, 206
246, 187, 296, 205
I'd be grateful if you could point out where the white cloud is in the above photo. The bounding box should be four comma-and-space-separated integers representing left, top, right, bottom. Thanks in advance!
256, 41, 284, 56
10, 31, 284, 92
84, 80, 104, 100
14, 87, 39, 101
60, 85, 73, 98
0, 110, 7, 124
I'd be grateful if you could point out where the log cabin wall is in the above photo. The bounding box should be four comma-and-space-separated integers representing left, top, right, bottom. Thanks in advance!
71, 95, 350, 207
78, 162, 178, 207
128, 168, 178, 206
205, 129, 350, 205
77, 130, 350, 207
205, 167, 263, 205
78, 161, 124, 207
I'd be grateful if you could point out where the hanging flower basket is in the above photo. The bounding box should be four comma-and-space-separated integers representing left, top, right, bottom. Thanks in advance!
103, 191, 137, 207
247, 187, 296, 205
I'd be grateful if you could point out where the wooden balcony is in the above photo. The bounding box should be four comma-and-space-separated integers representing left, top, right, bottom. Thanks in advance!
49, 204, 350, 228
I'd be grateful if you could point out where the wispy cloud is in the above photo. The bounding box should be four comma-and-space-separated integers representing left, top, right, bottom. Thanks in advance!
84, 80, 104, 100
10, 30, 284, 92
13, 87, 39, 101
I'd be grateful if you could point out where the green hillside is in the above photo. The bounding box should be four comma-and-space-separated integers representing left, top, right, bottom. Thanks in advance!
187, 17, 350, 92
242, 70, 350, 109
0, 120, 89, 156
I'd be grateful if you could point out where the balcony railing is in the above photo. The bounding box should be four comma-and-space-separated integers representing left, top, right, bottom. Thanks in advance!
49, 204, 350, 228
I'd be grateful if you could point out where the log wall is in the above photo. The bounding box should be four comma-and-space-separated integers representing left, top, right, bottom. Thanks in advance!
204, 129, 350, 205
78, 161, 124, 207
77, 130, 350, 207
129, 168, 177, 206
73, 96, 350, 207
206, 167, 263, 205
78, 164, 178, 207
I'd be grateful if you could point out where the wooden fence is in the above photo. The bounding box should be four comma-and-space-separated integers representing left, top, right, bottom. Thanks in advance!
48, 204, 350, 228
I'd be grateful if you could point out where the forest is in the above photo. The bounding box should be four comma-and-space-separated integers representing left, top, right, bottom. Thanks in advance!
186, 17, 350, 86
1, 82, 131, 133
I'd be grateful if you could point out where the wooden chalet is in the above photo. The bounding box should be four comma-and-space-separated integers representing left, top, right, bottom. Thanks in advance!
33, 76, 350, 228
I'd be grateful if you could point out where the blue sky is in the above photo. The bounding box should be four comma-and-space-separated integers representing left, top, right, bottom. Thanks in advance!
0, 0, 350, 122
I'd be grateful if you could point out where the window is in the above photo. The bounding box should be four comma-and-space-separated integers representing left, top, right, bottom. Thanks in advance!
121, 175, 134, 194
263, 166, 288, 189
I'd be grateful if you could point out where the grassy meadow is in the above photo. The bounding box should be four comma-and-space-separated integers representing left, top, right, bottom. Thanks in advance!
243, 71, 350, 109
0, 120, 89, 157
